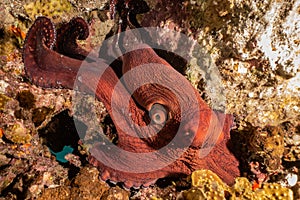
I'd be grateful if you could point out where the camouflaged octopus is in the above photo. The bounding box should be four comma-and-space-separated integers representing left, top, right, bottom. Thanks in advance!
22, 4, 239, 188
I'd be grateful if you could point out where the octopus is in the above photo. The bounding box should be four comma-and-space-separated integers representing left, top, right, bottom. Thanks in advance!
22, 1, 240, 189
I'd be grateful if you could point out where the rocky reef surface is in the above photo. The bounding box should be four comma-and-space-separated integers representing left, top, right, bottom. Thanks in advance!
0, 0, 299, 199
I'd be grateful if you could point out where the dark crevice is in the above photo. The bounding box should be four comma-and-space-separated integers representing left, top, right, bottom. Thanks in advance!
37, 109, 87, 180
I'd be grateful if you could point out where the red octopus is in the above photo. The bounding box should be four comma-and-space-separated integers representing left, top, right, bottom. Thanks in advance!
22, 1, 239, 189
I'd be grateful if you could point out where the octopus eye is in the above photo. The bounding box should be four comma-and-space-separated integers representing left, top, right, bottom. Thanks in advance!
149, 104, 168, 125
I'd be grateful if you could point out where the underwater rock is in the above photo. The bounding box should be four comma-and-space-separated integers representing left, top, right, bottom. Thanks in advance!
0, 93, 11, 111
16, 90, 35, 109
37, 167, 111, 200
5, 121, 31, 144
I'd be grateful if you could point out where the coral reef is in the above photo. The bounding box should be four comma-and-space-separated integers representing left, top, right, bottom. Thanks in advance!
142, 0, 299, 127
178, 170, 294, 200
0, 93, 11, 111
0, 0, 299, 199
37, 167, 128, 200
247, 126, 285, 171
0, 138, 69, 198
24, 0, 73, 22
282, 121, 300, 162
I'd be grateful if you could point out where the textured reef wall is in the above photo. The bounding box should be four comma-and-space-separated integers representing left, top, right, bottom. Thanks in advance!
0, 0, 299, 199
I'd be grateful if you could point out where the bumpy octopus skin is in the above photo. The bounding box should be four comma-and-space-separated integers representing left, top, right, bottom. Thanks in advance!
23, 17, 240, 188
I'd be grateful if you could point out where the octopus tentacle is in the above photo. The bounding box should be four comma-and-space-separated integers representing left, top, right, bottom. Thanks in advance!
76, 63, 149, 146
55, 17, 90, 60
23, 17, 148, 145
23, 17, 83, 89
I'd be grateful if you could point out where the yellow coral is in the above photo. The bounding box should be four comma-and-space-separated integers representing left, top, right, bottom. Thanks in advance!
256, 183, 294, 200
24, 0, 73, 22
180, 188, 206, 200
232, 177, 255, 199
181, 170, 230, 200
6, 122, 32, 144
180, 170, 294, 200
0, 93, 11, 111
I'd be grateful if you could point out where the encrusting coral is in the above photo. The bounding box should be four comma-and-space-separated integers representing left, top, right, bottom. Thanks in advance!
178, 170, 294, 200
24, 0, 73, 22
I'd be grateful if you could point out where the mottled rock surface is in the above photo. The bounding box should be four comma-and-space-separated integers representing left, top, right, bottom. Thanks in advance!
0, 0, 299, 199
